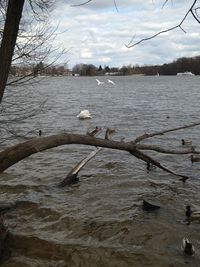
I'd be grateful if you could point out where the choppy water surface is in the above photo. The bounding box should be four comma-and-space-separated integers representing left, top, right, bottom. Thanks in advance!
1, 75, 200, 266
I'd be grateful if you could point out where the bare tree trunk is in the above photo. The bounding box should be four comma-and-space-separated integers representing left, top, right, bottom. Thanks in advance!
0, 0, 25, 103
0, 133, 134, 173
0, 217, 10, 263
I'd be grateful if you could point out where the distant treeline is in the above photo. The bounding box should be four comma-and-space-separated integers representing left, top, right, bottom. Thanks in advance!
72, 56, 200, 76
10, 55, 200, 77
139, 56, 200, 76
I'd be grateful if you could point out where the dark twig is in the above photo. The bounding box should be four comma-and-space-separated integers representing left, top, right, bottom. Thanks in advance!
134, 121, 200, 143
59, 127, 113, 187
125, 0, 198, 48
130, 148, 189, 182
71, 0, 92, 7
71, 0, 119, 12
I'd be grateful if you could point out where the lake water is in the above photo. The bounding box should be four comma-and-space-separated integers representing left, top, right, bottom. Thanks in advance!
1, 75, 200, 266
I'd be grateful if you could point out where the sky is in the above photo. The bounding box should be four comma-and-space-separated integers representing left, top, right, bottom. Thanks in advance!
50, 0, 200, 68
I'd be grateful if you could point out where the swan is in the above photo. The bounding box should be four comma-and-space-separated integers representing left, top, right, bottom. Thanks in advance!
107, 79, 115, 85
95, 79, 104, 85
181, 238, 195, 256
77, 110, 91, 119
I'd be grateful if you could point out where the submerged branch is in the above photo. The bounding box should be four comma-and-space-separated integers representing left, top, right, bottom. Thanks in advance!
58, 147, 103, 187
130, 148, 189, 182
137, 144, 197, 154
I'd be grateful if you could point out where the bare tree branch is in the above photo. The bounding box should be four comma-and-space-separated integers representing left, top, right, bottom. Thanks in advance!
0, 132, 189, 182
129, 148, 188, 182
162, 0, 169, 9
134, 121, 200, 143
2, 120, 200, 181
137, 144, 196, 154
71, 0, 93, 7
71, 0, 119, 12
113, 0, 119, 13
191, 8, 200, 24
125, 0, 198, 48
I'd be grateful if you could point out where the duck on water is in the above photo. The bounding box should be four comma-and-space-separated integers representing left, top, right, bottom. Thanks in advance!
185, 205, 200, 221
182, 238, 195, 256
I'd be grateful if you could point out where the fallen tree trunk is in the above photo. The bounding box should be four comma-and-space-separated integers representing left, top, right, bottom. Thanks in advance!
0, 131, 194, 181
0, 133, 137, 173
0, 122, 200, 181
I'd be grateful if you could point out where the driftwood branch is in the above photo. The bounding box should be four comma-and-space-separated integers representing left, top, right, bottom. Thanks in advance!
130, 148, 189, 182
58, 147, 103, 187
0, 134, 190, 182
0, 133, 137, 173
59, 127, 115, 187
137, 144, 197, 154
59, 127, 103, 186
0, 122, 200, 182
134, 121, 200, 143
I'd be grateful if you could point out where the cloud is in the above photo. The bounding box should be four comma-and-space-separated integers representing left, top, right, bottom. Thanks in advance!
51, 0, 200, 68
80, 48, 93, 58
99, 56, 111, 63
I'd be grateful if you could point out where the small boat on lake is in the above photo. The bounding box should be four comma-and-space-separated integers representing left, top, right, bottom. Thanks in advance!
177, 71, 195, 76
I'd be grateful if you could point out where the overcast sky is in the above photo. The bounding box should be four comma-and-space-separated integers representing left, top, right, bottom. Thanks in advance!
50, 0, 200, 68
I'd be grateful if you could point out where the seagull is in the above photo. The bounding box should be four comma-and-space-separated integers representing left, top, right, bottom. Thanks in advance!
77, 110, 92, 119
95, 79, 104, 85
107, 79, 115, 85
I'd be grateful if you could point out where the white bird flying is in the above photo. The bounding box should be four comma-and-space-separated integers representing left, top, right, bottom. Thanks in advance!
95, 79, 104, 85
77, 110, 92, 119
107, 79, 115, 85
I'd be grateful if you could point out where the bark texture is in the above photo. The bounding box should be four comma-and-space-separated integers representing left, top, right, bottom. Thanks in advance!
0, 130, 196, 181
0, 0, 25, 102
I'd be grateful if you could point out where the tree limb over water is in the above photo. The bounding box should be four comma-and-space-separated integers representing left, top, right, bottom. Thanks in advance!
1, 122, 200, 183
